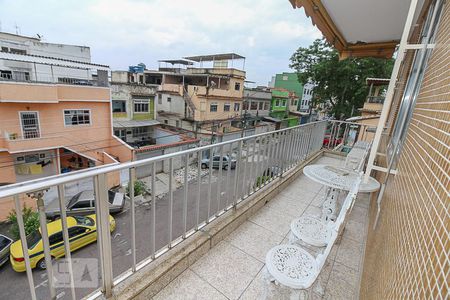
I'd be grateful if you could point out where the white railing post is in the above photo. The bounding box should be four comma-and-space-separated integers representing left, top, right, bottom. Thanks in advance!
95, 173, 113, 297
32, 190, 56, 300
14, 195, 37, 300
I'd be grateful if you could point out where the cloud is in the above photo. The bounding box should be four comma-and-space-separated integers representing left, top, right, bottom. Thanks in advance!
0, 0, 321, 84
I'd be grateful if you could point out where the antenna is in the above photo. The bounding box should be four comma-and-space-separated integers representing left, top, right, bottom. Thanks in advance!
14, 23, 20, 35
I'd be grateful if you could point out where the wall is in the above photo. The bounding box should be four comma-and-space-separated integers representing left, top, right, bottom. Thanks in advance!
360, 2, 449, 299
274, 72, 303, 98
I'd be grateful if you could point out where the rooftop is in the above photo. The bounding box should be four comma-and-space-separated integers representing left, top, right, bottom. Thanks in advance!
184, 53, 245, 62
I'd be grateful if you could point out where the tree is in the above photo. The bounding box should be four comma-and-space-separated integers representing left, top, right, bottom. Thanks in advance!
290, 39, 393, 119
8, 204, 40, 240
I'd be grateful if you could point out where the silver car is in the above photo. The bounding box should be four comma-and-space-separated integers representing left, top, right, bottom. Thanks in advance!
46, 190, 125, 219
201, 155, 236, 170
0, 234, 13, 267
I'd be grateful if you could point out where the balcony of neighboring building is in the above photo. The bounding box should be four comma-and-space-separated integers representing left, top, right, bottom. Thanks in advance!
0, 51, 110, 88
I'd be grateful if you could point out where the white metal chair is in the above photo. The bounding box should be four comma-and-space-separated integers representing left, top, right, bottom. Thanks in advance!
265, 178, 361, 299
289, 175, 362, 249
264, 226, 340, 300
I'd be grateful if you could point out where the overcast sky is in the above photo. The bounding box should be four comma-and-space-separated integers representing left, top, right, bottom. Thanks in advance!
0, 0, 321, 85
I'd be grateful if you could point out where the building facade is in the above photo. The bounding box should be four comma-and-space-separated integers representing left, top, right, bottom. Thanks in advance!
156, 54, 246, 144
299, 81, 314, 113
111, 69, 159, 147
347, 78, 389, 141
0, 33, 132, 219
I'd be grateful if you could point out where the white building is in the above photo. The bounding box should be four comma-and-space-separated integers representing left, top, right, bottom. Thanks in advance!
300, 82, 314, 113
0, 32, 96, 83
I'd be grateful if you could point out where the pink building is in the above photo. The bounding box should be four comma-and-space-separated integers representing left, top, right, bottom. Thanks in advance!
0, 34, 132, 219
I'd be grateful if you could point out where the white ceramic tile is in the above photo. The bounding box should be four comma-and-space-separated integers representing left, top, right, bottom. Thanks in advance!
153, 269, 227, 300
266, 194, 311, 218
191, 241, 263, 300
324, 261, 359, 299
334, 237, 363, 271
225, 221, 284, 262
249, 205, 293, 237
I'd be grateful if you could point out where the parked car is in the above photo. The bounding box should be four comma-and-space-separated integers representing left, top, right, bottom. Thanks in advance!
46, 190, 125, 219
201, 155, 236, 170
10, 214, 115, 272
0, 234, 13, 267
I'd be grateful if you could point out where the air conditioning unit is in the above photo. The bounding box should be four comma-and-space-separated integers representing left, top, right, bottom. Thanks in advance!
8, 133, 18, 140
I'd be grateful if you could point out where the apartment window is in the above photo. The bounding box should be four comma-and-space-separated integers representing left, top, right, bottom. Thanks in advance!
264, 102, 269, 110
64, 110, 91, 126
20, 112, 40, 139
164, 120, 168, 124
250, 101, 258, 110
234, 103, 240, 112
282, 75, 288, 80
134, 99, 149, 113
210, 103, 218, 112
114, 129, 126, 141
282, 100, 287, 106
112, 100, 126, 112
132, 126, 148, 138
243, 101, 249, 110
158, 94, 162, 104
9, 48, 26, 55
234, 82, 240, 91
258, 102, 264, 110
224, 103, 231, 112
1, 47, 8, 52
0, 70, 12, 79
167, 97, 172, 102
275, 99, 280, 107
176, 120, 180, 127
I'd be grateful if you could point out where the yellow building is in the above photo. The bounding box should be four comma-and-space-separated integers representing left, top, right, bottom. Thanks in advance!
346, 78, 390, 141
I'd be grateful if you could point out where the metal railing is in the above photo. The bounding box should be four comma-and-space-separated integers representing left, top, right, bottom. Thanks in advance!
322, 120, 371, 152
0, 71, 107, 87
366, 96, 385, 104
0, 121, 337, 300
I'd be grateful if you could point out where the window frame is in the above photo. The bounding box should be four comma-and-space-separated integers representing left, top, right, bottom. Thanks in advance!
223, 103, 231, 112
19, 111, 41, 139
210, 103, 218, 112
63, 109, 91, 127
133, 99, 149, 113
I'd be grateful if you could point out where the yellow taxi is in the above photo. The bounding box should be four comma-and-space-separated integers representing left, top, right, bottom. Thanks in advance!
10, 214, 116, 272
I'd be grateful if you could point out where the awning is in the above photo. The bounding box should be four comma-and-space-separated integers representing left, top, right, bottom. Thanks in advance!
263, 116, 282, 123
184, 53, 245, 62
113, 119, 160, 128
289, 0, 425, 59
0, 52, 110, 71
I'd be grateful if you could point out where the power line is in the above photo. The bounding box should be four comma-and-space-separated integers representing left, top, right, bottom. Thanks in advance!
0, 130, 199, 169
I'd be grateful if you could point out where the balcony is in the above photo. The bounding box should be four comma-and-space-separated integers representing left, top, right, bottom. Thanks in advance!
0, 120, 369, 300
366, 96, 385, 104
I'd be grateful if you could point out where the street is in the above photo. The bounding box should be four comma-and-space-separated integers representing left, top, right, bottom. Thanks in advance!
0, 156, 270, 300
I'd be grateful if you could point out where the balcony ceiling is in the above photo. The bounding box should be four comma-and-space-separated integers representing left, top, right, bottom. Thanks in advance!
290, 0, 425, 59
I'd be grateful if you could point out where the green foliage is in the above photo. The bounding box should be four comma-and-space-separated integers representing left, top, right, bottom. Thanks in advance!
255, 176, 271, 188
126, 180, 147, 196
290, 38, 394, 119
7, 204, 40, 240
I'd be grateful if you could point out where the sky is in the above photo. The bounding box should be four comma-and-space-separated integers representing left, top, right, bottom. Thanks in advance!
0, 0, 321, 85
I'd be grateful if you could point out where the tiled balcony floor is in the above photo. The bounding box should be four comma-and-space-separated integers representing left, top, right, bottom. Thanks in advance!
153, 156, 371, 300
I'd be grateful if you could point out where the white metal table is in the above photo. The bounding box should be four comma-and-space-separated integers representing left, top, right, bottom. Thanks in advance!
303, 164, 380, 220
